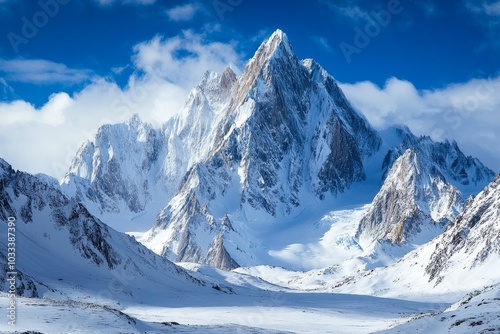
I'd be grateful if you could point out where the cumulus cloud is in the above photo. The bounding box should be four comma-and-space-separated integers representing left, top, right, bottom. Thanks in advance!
340, 76, 500, 172
133, 30, 243, 88
0, 92, 72, 126
0, 59, 91, 84
166, 2, 203, 21
0, 32, 243, 179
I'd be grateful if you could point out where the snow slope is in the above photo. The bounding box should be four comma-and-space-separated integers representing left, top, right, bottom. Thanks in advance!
379, 284, 500, 333
0, 287, 450, 334
61, 67, 238, 232
0, 157, 206, 303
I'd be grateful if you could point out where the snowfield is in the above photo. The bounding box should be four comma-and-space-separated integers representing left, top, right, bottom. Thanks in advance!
0, 288, 448, 334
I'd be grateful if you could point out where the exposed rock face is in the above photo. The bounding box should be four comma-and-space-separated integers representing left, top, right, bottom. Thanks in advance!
61, 115, 167, 215
357, 149, 464, 246
206, 216, 240, 271
141, 29, 381, 268
0, 157, 199, 295
426, 174, 500, 283
381, 125, 495, 188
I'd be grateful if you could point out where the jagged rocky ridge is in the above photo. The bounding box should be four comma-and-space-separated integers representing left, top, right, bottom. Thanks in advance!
61, 115, 167, 219
332, 172, 500, 297
380, 125, 494, 189
426, 173, 500, 283
0, 158, 202, 298
61, 68, 238, 230
357, 149, 464, 246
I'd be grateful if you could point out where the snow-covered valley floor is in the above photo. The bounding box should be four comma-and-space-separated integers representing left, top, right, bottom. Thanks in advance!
0, 289, 448, 334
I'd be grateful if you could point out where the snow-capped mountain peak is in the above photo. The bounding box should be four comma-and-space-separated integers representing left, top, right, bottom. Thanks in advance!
357, 149, 463, 247
258, 29, 293, 59
141, 29, 383, 268
380, 125, 495, 191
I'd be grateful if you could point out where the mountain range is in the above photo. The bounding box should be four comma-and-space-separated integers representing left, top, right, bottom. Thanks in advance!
1, 29, 499, 333
61, 29, 494, 271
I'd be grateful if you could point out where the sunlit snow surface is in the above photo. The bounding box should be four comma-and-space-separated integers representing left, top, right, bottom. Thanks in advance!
0, 286, 447, 334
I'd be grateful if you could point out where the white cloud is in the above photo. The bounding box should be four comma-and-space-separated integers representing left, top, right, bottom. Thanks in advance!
133, 30, 243, 88
0, 32, 243, 179
166, 2, 202, 21
0, 59, 91, 84
0, 92, 72, 126
111, 64, 130, 75
340, 76, 500, 172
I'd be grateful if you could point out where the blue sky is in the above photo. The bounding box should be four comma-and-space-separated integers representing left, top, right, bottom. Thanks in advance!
0, 0, 499, 177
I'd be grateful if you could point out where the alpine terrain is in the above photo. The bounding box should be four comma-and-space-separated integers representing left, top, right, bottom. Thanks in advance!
1, 29, 499, 334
